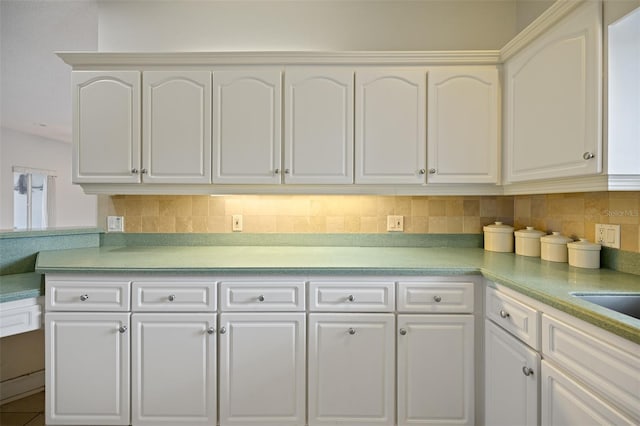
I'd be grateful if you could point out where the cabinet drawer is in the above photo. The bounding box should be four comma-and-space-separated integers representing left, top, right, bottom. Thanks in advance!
0, 298, 42, 338
486, 286, 540, 350
132, 281, 216, 312
542, 314, 640, 420
46, 278, 130, 311
219, 281, 305, 311
398, 281, 474, 313
309, 281, 395, 312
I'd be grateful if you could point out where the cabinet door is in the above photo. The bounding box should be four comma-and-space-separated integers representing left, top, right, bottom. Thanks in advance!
131, 313, 217, 426
485, 320, 539, 426
308, 313, 395, 426
72, 71, 141, 184
541, 361, 636, 425
213, 70, 282, 184
355, 69, 427, 184
142, 71, 212, 184
284, 68, 354, 184
505, 1, 602, 182
218, 313, 305, 426
45, 312, 130, 425
427, 67, 499, 184
397, 314, 474, 426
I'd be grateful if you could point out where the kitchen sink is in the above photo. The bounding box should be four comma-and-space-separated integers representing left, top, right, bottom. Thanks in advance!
571, 292, 640, 320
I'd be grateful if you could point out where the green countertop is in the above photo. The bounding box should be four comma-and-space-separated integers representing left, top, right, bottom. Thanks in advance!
34, 246, 640, 344
0, 272, 44, 303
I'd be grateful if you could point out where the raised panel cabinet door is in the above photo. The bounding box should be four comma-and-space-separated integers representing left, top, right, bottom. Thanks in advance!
308, 313, 395, 426
427, 66, 499, 184
131, 313, 217, 426
505, 1, 602, 183
72, 71, 141, 183
142, 71, 212, 184
213, 70, 282, 184
397, 314, 474, 426
218, 313, 306, 426
541, 361, 637, 425
45, 312, 130, 425
355, 69, 427, 184
485, 320, 539, 426
284, 67, 354, 184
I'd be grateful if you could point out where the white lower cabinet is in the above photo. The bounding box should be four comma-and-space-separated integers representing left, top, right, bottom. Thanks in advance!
45, 312, 131, 425
131, 313, 217, 426
218, 312, 306, 426
308, 313, 395, 425
485, 319, 539, 426
397, 314, 474, 426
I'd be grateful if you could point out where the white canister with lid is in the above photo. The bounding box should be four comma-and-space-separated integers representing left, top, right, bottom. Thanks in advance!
567, 238, 601, 268
540, 232, 573, 262
483, 222, 514, 252
514, 226, 545, 257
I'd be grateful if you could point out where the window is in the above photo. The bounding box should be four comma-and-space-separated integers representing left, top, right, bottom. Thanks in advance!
13, 166, 56, 230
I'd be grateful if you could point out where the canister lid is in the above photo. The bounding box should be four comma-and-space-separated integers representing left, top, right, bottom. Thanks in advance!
514, 226, 545, 239
483, 221, 514, 233
540, 231, 573, 245
567, 238, 601, 251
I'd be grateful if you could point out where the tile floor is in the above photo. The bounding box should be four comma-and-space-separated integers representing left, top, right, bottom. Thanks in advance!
0, 391, 45, 426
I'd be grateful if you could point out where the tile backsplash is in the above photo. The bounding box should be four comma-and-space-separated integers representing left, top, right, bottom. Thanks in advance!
101, 191, 640, 253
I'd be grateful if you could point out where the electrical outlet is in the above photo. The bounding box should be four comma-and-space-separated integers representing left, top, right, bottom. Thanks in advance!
107, 216, 124, 232
232, 215, 243, 232
595, 224, 620, 248
387, 215, 404, 232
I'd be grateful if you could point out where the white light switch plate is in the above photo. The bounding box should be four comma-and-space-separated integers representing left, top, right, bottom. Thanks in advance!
107, 216, 124, 232
595, 224, 620, 249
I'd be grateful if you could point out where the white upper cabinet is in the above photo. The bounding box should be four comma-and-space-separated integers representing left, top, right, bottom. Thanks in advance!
284, 68, 354, 184
504, 0, 602, 183
72, 71, 141, 184
213, 70, 282, 184
142, 71, 212, 184
355, 69, 427, 184
427, 66, 499, 184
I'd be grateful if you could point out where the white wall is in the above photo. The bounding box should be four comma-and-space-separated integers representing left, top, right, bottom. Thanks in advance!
98, 0, 518, 51
0, 127, 97, 230
515, 0, 554, 32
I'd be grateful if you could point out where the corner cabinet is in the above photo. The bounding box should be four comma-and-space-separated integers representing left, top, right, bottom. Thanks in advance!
504, 0, 602, 183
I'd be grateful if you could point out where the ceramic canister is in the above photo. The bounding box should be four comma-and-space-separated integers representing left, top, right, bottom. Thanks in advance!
540, 232, 573, 262
483, 222, 514, 252
567, 238, 602, 269
514, 226, 545, 257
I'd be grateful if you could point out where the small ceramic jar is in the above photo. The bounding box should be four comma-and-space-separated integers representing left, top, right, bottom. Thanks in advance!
514, 226, 545, 257
540, 232, 573, 262
567, 238, 601, 269
483, 222, 514, 252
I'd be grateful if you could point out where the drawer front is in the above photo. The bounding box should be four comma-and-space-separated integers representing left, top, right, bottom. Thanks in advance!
46, 278, 130, 311
486, 286, 540, 350
542, 314, 640, 420
132, 281, 216, 312
220, 281, 305, 311
0, 302, 42, 338
309, 281, 395, 312
398, 281, 474, 313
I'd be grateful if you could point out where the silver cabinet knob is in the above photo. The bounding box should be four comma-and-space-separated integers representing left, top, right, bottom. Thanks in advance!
140, 168, 148, 174
80, 294, 89, 302
207, 327, 215, 335
257, 295, 265, 302
433, 295, 442, 303
429, 168, 437, 174
499, 310, 510, 319
131, 168, 139, 174
274, 168, 280, 175
399, 328, 407, 335
522, 366, 534, 376
348, 328, 356, 335
219, 326, 227, 334
168, 294, 176, 302
583, 152, 595, 160
419, 169, 426, 175
284, 169, 290, 174
118, 325, 127, 334
347, 295, 355, 302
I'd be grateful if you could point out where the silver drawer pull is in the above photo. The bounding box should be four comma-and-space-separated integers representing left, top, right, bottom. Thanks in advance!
118, 325, 127, 334
257, 295, 265, 302
399, 328, 407, 336
499, 310, 510, 319
583, 152, 595, 160
207, 327, 215, 335
347, 295, 355, 302
348, 328, 356, 335
522, 366, 534, 376
80, 294, 89, 302
168, 294, 176, 302
433, 295, 442, 303
219, 326, 227, 335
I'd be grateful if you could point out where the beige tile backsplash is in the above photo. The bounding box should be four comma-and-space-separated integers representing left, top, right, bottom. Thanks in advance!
102, 191, 640, 253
